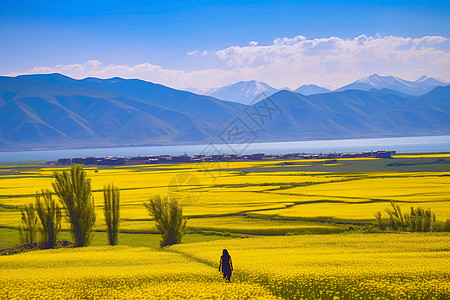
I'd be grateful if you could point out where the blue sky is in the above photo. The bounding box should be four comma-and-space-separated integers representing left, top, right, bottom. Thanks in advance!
1, 0, 449, 89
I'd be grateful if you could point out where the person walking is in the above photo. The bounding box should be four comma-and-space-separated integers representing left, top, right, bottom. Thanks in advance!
218, 249, 233, 282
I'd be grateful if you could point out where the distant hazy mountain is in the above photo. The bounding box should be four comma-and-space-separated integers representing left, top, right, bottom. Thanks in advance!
254, 87, 450, 141
368, 88, 411, 98
204, 81, 332, 103
294, 84, 331, 95
184, 87, 207, 95
77, 76, 243, 127
205, 80, 281, 105
1, 73, 449, 151
0, 74, 244, 150
336, 74, 447, 96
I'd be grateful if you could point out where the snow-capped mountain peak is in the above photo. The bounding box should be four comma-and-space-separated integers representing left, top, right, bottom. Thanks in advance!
415, 75, 430, 82
356, 74, 413, 88
294, 84, 331, 95
356, 73, 383, 85
414, 75, 447, 87
205, 80, 280, 104
192, 74, 447, 103
338, 74, 446, 96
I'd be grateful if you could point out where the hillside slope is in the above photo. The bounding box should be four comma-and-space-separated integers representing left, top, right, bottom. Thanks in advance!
0, 74, 449, 151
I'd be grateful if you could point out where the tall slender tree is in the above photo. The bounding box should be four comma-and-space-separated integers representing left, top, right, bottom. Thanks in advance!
35, 189, 62, 248
52, 165, 96, 247
18, 203, 38, 244
103, 183, 120, 245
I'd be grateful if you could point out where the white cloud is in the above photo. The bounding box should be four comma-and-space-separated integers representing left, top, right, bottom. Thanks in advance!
87, 59, 102, 69
412, 36, 447, 45
214, 34, 449, 88
187, 50, 199, 56
7, 35, 450, 90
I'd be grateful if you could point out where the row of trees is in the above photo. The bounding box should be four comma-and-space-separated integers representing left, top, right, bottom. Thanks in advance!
18, 165, 186, 248
374, 200, 450, 232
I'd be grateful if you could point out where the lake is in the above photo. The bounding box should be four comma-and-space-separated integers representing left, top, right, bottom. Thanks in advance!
0, 135, 449, 162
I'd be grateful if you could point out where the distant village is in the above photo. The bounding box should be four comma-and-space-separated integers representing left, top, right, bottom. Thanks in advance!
57, 150, 396, 166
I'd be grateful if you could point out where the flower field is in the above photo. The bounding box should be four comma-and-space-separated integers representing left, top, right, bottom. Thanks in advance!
172, 233, 450, 299
0, 154, 449, 298
0, 246, 277, 299
1, 155, 449, 233
0, 233, 448, 299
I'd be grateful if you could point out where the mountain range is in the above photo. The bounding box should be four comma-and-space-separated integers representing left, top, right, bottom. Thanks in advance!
335, 74, 447, 96
204, 81, 332, 104
205, 80, 280, 105
201, 74, 447, 104
0, 74, 243, 150
0, 73, 449, 151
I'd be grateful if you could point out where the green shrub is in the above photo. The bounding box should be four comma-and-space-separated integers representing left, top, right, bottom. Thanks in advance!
432, 219, 450, 232
444, 219, 450, 232
385, 200, 407, 231
374, 200, 445, 232
405, 207, 435, 232
144, 195, 186, 247
374, 211, 387, 231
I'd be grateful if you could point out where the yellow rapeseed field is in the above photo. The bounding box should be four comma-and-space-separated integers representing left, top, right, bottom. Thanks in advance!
0, 246, 277, 299
1, 158, 449, 230
172, 233, 450, 299
1, 233, 447, 299
1, 157, 449, 299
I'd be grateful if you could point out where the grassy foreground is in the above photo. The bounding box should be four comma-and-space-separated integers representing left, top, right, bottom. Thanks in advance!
1, 233, 448, 299
0, 227, 236, 251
